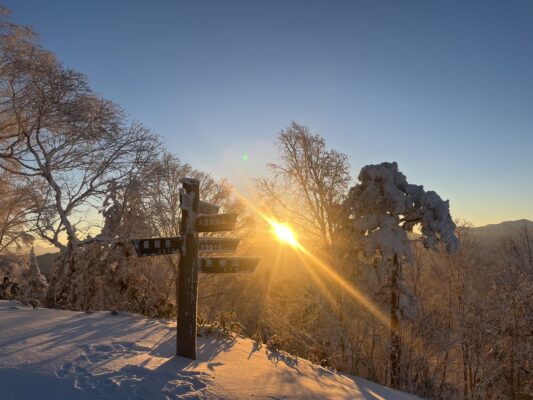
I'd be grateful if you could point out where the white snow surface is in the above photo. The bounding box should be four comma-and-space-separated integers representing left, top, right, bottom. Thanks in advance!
0, 300, 421, 400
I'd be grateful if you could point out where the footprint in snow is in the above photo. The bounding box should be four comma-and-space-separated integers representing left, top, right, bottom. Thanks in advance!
56, 341, 210, 398
55, 361, 72, 378
72, 365, 208, 398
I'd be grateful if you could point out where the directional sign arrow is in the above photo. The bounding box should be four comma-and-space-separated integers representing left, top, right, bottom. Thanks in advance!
132, 236, 241, 257
199, 256, 260, 273
198, 200, 220, 215
198, 237, 240, 253
132, 237, 181, 257
196, 213, 238, 233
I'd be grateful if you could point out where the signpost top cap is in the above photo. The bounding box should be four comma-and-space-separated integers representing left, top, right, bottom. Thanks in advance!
180, 177, 200, 185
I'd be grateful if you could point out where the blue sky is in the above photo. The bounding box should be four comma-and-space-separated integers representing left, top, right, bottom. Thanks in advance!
4, 0, 533, 225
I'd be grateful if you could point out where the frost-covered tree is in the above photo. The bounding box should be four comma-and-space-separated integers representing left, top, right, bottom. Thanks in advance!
0, 168, 34, 254
343, 162, 459, 388
45, 180, 174, 316
256, 122, 351, 253
47, 152, 237, 316
489, 227, 533, 399
0, 13, 165, 311
0, 10, 160, 306
20, 247, 47, 302
253, 123, 353, 371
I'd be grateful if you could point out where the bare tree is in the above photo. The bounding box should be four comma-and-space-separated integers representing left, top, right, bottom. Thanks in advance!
491, 226, 533, 399
0, 167, 33, 253
139, 152, 235, 238
100, 151, 240, 307
256, 122, 351, 253
0, 11, 159, 252
0, 11, 161, 307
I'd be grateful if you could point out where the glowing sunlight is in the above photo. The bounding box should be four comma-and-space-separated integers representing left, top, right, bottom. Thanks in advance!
271, 221, 299, 246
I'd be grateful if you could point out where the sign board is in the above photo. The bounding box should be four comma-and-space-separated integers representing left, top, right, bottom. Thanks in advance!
198, 237, 240, 253
199, 256, 260, 273
198, 200, 220, 215
132, 237, 181, 257
133, 177, 261, 361
196, 213, 238, 233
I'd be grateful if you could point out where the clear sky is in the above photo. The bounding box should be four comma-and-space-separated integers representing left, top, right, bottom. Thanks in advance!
4, 0, 533, 226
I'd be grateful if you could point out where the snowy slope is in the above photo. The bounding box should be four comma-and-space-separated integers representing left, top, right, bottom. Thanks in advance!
0, 301, 420, 399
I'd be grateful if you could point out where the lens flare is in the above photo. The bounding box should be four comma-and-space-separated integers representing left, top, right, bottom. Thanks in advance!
271, 222, 298, 246
231, 190, 390, 328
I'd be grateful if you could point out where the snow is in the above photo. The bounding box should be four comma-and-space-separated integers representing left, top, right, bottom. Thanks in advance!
0, 300, 421, 400
346, 162, 459, 261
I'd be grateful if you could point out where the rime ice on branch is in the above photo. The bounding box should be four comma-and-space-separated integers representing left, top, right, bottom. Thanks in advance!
344, 161, 459, 261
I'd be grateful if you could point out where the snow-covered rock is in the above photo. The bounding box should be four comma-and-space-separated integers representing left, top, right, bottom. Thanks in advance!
0, 301, 421, 399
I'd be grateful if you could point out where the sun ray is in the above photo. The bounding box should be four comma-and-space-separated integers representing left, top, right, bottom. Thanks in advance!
293, 250, 341, 316
293, 243, 390, 327
232, 189, 390, 328
232, 188, 450, 372
262, 242, 284, 303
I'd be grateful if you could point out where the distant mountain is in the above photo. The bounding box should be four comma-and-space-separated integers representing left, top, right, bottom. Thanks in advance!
33, 244, 59, 256
0, 252, 59, 282
467, 219, 533, 248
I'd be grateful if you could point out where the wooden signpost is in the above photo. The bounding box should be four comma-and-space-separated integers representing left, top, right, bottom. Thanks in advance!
198, 237, 241, 253
132, 237, 181, 257
133, 237, 241, 256
132, 177, 260, 360
195, 213, 238, 232
198, 200, 220, 215
199, 256, 260, 273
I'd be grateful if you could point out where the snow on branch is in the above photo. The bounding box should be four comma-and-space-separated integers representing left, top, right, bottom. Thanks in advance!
344, 161, 459, 261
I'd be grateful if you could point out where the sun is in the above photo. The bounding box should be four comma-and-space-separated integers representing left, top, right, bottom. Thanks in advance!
271, 221, 298, 246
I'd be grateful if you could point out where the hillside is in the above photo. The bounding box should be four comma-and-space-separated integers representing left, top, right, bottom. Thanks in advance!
35, 252, 58, 279
0, 253, 56, 283
467, 219, 533, 248
0, 300, 419, 400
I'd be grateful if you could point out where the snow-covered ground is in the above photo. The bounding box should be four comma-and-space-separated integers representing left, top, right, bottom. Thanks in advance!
0, 300, 420, 399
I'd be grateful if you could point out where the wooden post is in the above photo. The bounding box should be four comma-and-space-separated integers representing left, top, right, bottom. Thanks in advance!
176, 178, 199, 359
132, 178, 258, 359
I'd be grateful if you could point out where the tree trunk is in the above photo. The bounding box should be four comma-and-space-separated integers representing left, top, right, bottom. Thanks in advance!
462, 341, 469, 399
390, 254, 401, 388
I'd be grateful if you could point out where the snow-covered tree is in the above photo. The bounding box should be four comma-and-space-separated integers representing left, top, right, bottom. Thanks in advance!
45, 154, 237, 317
343, 162, 459, 388
0, 11, 161, 308
20, 247, 47, 302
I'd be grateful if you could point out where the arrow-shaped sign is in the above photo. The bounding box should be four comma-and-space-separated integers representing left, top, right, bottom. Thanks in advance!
132, 237, 181, 257
133, 236, 241, 256
198, 200, 220, 215
199, 256, 260, 273
198, 237, 240, 253
196, 213, 238, 233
